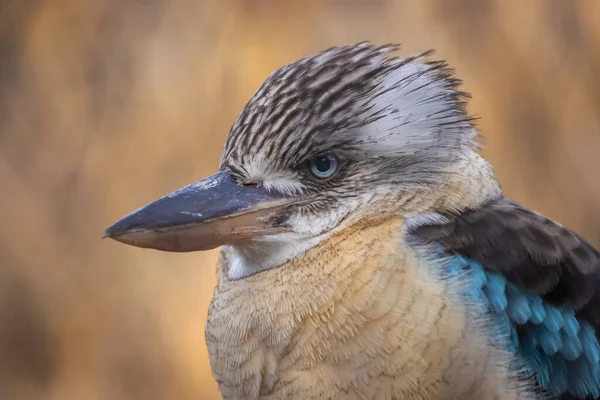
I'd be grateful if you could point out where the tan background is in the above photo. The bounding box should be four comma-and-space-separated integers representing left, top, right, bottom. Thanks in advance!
1, 1, 599, 399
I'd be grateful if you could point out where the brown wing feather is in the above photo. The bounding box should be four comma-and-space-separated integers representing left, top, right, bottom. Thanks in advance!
411, 196, 600, 332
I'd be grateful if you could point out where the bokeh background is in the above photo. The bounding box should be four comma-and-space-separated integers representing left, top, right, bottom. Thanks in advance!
1, 1, 600, 399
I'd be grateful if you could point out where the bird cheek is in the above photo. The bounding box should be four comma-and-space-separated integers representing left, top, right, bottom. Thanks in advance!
286, 204, 353, 237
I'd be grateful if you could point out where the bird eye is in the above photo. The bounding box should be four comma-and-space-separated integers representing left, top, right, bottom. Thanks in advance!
309, 154, 339, 179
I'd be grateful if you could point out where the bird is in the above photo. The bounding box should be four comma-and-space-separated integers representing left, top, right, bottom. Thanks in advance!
105, 42, 600, 399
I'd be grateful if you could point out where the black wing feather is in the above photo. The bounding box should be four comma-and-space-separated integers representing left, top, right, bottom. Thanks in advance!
411, 196, 600, 334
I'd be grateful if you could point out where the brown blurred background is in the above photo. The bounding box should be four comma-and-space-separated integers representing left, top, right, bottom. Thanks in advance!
1, 0, 599, 399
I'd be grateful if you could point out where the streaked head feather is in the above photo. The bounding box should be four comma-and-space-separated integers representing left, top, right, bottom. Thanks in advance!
218, 42, 496, 278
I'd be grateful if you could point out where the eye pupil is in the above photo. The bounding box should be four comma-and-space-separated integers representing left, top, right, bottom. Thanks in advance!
309, 154, 338, 179
315, 156, 331, 172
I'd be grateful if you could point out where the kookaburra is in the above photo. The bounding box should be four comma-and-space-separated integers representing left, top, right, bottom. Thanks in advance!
105, 43, 600, 400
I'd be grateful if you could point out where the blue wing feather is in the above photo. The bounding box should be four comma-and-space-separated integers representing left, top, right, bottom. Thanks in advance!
411, 197, 600, 398
448, 254, 600, 398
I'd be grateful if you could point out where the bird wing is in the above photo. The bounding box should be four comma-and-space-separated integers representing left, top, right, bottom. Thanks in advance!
409, 196, 600, 399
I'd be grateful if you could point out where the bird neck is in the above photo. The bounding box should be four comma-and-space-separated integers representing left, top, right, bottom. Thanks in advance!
206, 216, 523, 399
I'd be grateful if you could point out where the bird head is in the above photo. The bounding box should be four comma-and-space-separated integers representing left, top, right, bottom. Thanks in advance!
105, 42, 495, 279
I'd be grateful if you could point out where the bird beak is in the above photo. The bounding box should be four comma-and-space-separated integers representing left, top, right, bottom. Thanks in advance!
103, 171, 300, 252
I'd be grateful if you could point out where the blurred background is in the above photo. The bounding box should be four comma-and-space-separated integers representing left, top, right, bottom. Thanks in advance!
1, 0, 599, 399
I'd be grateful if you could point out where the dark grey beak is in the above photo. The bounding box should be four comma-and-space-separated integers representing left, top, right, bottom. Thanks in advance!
104, 171, 299, 252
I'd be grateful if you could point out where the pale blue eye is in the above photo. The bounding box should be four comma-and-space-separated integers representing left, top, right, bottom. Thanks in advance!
309, 154, 339, 179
